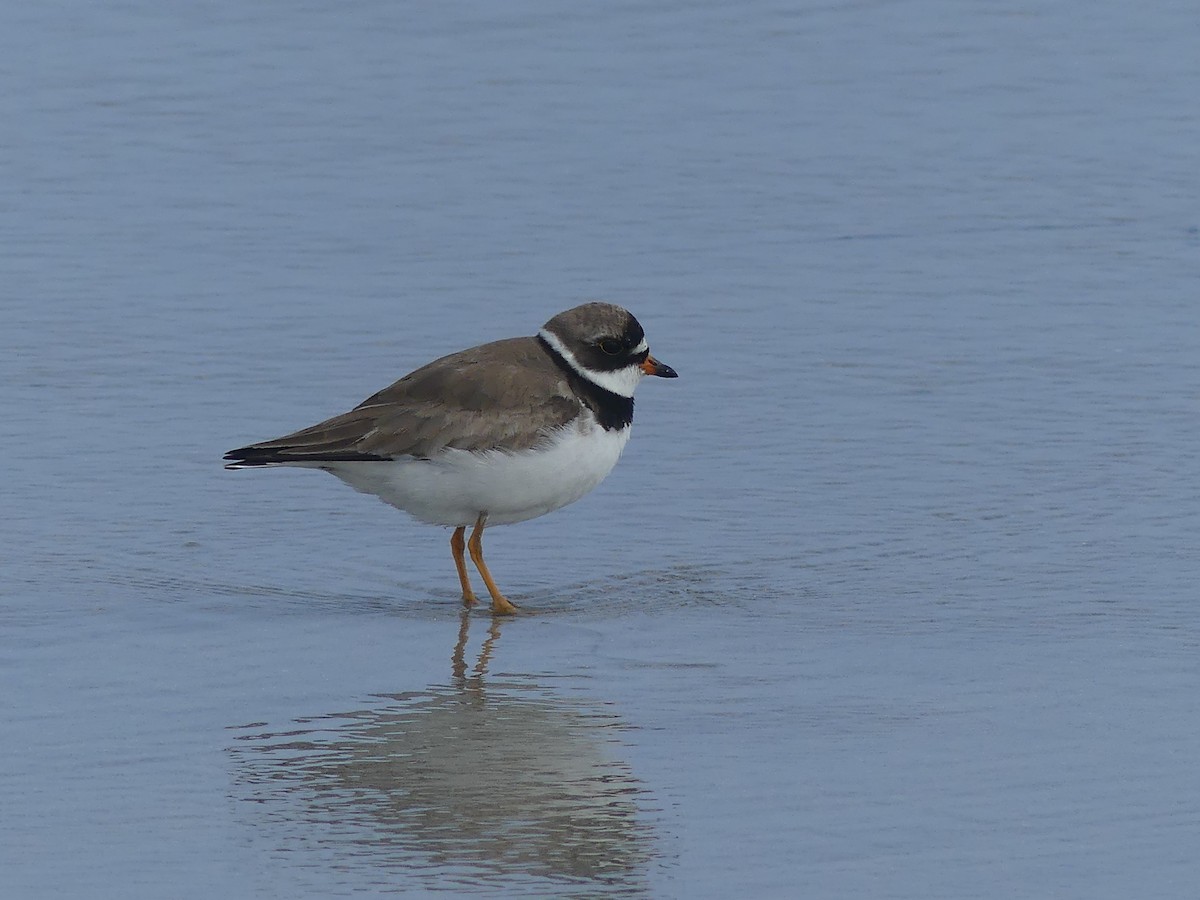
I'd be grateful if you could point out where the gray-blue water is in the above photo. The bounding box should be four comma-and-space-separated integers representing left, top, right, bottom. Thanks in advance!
4, 1, 1200, 897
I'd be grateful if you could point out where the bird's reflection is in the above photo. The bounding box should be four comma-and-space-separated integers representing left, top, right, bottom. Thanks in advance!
229, 611, 654, 893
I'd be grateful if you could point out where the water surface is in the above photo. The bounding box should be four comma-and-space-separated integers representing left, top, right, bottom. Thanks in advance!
3, 1, 1200, 897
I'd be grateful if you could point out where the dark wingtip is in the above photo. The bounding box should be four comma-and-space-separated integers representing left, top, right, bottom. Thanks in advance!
223, 445, 285, 467
222, 445, 389, 466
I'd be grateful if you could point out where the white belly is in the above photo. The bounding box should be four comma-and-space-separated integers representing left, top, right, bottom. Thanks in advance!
313, 418, 631, 527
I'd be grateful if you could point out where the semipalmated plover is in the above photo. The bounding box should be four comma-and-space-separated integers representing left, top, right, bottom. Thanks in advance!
224, 302, 677, 614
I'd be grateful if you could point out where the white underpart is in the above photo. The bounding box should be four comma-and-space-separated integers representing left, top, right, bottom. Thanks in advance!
537, 327, 645, 398
308, 411, 632, 526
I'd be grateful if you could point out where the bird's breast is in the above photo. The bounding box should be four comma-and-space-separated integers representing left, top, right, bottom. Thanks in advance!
322, 415, 632, 527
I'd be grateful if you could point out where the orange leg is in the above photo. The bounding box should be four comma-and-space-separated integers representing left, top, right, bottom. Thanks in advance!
467, 514, 519, 615
450, 526, 478, 605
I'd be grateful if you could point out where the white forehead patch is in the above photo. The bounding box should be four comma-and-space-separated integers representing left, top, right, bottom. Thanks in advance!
538, 328, 644, 398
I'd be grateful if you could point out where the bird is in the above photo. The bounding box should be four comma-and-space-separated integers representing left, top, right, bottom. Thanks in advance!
224, 302, 677, 614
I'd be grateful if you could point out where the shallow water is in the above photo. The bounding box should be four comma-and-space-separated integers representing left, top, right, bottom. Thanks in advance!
4, 0, 1200, 897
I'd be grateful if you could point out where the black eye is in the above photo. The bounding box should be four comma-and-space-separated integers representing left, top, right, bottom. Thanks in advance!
597, 337, 623, 356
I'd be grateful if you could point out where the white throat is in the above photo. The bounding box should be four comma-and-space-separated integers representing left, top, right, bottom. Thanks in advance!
538, 328, 643, 398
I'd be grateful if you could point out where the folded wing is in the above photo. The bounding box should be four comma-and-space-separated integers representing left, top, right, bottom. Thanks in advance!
224, 337, 581, 467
